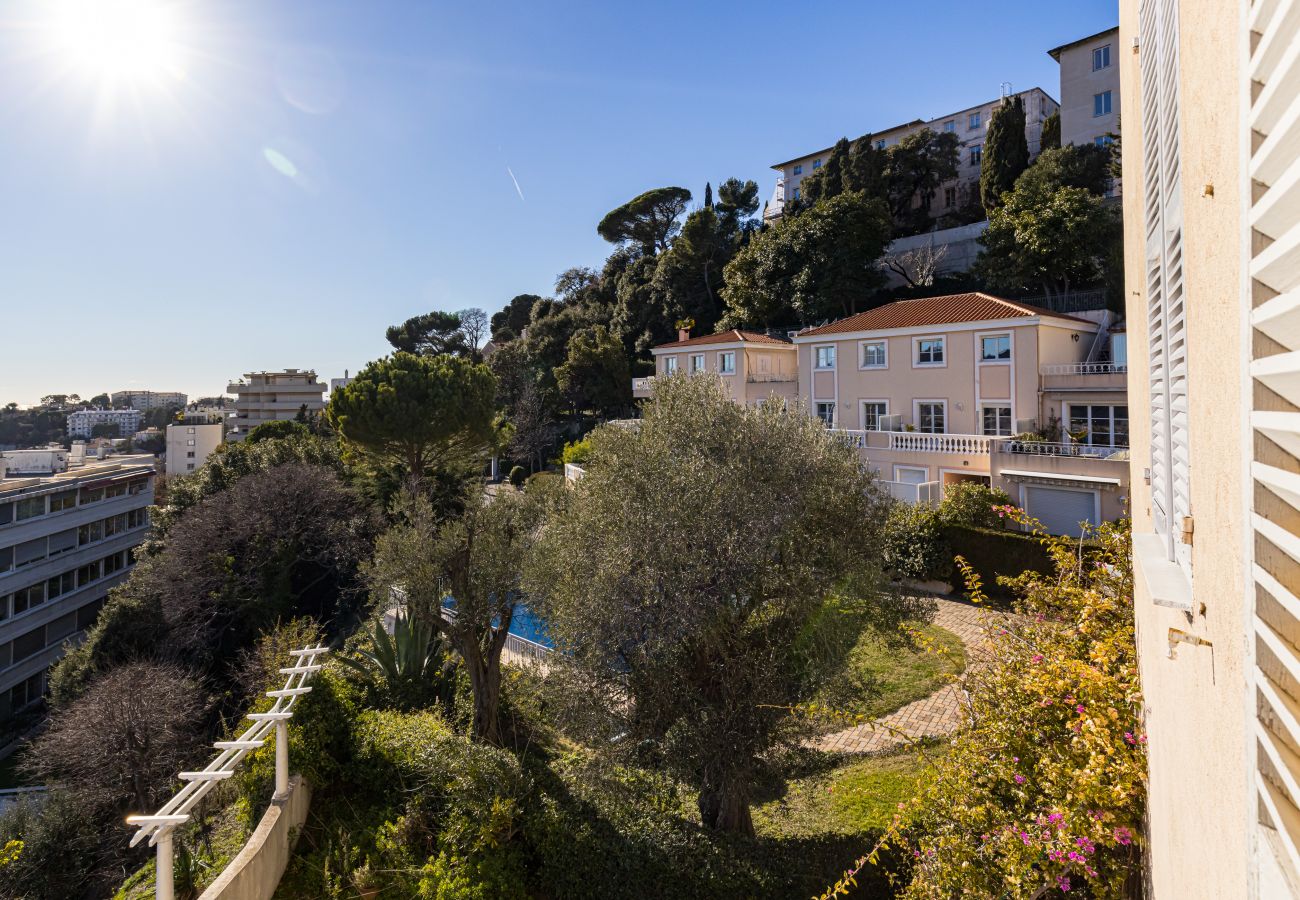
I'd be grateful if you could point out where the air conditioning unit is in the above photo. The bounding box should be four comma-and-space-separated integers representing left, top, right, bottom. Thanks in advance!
879, 414, 904, 432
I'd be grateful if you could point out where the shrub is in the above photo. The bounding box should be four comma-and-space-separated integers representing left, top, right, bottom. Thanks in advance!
936, 482, 1013, 530
560, 437, 594, 465
825, 514, 1144, 899
508, 466, 526, 487
942, 524, 1055, 601
880, 502, 950, 582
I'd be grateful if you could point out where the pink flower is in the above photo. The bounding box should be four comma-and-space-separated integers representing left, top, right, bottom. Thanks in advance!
1114, 826, 1133, 846
1014, 774, 1026, 784
1058, 875, 1072, 892
1048, 813, 1063, 825
1124, 732, 1136, 744
1032, 654, 1044, 663
1076, 704, 1086, 713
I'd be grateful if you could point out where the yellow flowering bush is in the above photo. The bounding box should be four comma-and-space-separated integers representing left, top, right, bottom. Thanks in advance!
826, 511, 1145, 898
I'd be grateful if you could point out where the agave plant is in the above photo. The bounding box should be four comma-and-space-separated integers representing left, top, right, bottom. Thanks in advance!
340, 612, 454, 711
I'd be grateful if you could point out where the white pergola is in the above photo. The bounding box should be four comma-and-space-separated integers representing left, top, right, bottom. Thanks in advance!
125, 644, 330, 900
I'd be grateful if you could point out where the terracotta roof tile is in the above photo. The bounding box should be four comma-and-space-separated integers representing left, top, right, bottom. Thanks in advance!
798, 293, 1093, 337
654, 329, 792, 350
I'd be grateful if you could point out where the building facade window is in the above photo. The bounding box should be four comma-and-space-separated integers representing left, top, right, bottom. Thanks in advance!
1093, 44, 1111, 70
981, 406, 1013, 436
792, 164, 802, 175
861, 401, 887, 431
690, 354, 705, 373
860, 340, 887, 369
815, 402, 835, 426
718, 352, 735, 374
1094, 90, 1113, 116
970, 145, 983, 166
1068, 405, 1129, 447
813, 159, 821, 169
815, 346, 836, 370
944, 186, 956, 207
15, 497, 45, 521
916, 401, 946, 434
969, 112, 982, 129
915, 337, 945, 366
943, 120, 955, 132
49, 491, 76, 513
876, 139, 886, 149
980, 334, 1012, 361
663, 356, 678, 374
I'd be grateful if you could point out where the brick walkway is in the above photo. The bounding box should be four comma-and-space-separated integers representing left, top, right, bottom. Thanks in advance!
815, 598, 1005, 754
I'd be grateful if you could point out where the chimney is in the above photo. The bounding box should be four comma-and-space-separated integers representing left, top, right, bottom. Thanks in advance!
678, 327, 690, 342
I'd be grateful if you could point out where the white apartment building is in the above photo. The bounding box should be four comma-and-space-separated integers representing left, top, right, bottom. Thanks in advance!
225, 369, 326, 442
0, 458, 154, 721
166, 423, 223, 476
1047, 27, 1121, 151
181, 403, 230, 425
765, 87, 1060, 221
66, 407, 143, 439
110, 390, 188, 411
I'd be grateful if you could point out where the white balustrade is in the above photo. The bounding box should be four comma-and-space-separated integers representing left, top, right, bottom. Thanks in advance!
888, 432, 992, 454
125, 644, 329, 900
1039, 362, 1129, 376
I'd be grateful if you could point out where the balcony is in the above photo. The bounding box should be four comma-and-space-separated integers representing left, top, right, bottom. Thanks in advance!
829, 429, 994, 455
1040, 362, 1128, 392
632, 376, 656, 399
745, 373, 797, 384
1000, 439, 1130, 461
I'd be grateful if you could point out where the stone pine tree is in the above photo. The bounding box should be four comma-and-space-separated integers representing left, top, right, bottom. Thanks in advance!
980, 95, 1030, 213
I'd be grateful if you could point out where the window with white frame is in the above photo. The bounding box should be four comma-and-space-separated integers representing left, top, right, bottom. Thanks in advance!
1093, 44, 1111, 70
970, 145, 983, 166
860, 340, 887, 368
943, 120, 955, 133
1094, 90, 1112, 116
815, 402, 835, 427
916, 401, 946, 434
719, 351, 735, 374
664, 356, 678, 374
813, 158, 822, 169
690, 353, 705, 373
969, 111, 982, 129
915, 337, 945, 366
861, 401, 887, 431
793, 164, 802, 175
980, 406, 1012, 436
980, 334, 1011, 361
1068, 405, 1129, 447
876, 139, 886, 149
815, 346, 836, 369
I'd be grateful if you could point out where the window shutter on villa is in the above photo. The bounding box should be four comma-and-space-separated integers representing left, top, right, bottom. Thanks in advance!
1140, 0, 1190, 570
1248, 0, 1300, 876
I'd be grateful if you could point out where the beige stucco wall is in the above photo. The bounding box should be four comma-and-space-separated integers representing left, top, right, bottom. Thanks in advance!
199, 776, 312, 900
1057, 29, 1121, 149
1119, 0, 1251, 896
652, 344, 798, 407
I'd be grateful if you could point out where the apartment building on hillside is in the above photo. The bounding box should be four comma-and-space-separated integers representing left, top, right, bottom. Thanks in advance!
110, 390, 187, 411
67, 407, 143, 439
635, 330, 799, 406
0, 459, 154, 721
1115, 0, 1300, 894
1048, 27, 1121, 152
226, 369, 326, 442
166, 422, 223, 476
764, 87, 1059, 223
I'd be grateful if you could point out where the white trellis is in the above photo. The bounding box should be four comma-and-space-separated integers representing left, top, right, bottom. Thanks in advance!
125, 644, 330, 900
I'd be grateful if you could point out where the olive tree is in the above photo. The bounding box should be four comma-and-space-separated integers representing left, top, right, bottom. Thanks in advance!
527, 375, 907, 835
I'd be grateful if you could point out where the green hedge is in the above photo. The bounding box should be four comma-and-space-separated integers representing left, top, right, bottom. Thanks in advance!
941, 524, 1055, 600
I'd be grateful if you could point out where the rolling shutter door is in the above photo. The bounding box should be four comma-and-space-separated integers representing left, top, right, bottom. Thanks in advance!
1023, 486, 1097, 538
1249, 0, 1300, 878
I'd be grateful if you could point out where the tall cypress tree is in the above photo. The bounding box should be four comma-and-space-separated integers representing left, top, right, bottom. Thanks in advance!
703, 182, 713, 208
1041, 111, 1061, 151
980, 95, 1030, 213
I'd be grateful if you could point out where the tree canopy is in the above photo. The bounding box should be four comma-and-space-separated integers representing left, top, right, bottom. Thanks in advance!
597, 186, 692, 254
980, 96, 1030, 212
327, 352, 499, 484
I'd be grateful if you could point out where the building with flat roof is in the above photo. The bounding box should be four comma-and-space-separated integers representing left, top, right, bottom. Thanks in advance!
1047, 27, 1120, 153
226, 369, 326, 442
764, 87, 1059, 222
637, 330, 799, 407
67, 408, 143, 440
0, 458, 154, 721
166, 423, 223, 476
110, 390, 187, 411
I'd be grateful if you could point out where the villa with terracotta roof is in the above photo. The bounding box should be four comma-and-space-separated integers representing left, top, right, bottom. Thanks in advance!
637, 293, 1130, 536
635, 328, 799, 407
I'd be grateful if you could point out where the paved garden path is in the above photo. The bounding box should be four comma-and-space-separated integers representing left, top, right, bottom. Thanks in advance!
816, 598, 1007, 755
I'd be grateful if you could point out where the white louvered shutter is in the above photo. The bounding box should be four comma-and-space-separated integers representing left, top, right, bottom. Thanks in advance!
1140, 0, 1190, 571
1249, 0, 1300, 878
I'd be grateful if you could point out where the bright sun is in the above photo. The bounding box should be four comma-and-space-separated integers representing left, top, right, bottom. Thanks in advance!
48, 0, 185, 86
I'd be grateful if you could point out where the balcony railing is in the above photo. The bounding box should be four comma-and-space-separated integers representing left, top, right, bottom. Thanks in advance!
1000, 440, 1130, 460
632, 377, 655, 394
1039, 362, 1129, 376
828, 429, 993, 454
745, 373, 797, 383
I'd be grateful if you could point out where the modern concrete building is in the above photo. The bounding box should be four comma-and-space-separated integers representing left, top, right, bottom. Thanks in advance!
110, 390, 187, 411
764, 87, 1060, 222
66, 407, 143, 439
637, 330, 799, 407
1118, 0, 1299, 894
1047, 27, 1120, 151
0, 448, 69, 479
226, 369, 326, 442
180, 402, 231, 425
0, 458, 154, 721
166, 422, 223, 476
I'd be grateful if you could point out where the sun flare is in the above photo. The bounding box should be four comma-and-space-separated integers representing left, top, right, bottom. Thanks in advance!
47, 0, 185, 86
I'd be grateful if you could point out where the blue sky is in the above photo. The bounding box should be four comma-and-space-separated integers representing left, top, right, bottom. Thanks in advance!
0, 0, 1115, 407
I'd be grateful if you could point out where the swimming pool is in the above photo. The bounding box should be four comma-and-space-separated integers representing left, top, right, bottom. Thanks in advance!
440, 597, 553, 649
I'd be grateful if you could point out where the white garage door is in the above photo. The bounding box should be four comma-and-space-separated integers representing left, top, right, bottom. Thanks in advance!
1024, 486, 1097, 537
895, 467, 928, 485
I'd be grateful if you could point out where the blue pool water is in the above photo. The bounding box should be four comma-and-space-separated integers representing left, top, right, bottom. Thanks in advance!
441, 598, 553, 649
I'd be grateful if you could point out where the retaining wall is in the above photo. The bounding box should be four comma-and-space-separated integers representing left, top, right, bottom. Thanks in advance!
198, 776, 310, 900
